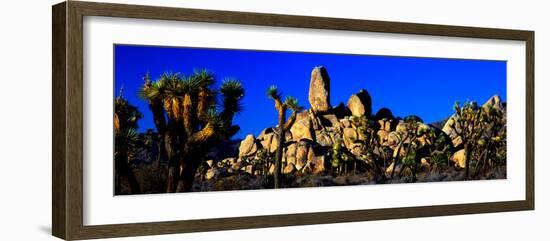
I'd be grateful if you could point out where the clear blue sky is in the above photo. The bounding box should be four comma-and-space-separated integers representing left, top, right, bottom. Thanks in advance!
114, 45, 506, 140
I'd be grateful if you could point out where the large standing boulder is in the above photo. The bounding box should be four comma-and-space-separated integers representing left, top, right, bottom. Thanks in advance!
375, 107, 394, 120
238, 134, 258, 157
346, 89, 372, 117
308, 66, 331, 113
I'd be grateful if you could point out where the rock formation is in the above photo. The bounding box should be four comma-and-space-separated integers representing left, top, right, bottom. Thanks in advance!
205, 66, 505, 182
346, 89, 372, 117
308, 66, 331, 113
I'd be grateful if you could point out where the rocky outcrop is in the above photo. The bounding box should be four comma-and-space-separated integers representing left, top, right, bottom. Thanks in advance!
482, 95, 504, 111
443, 95, 505, 148
451, 149, 466, 168
308, 66, 331, 113
238, 134, 258, 157
207, 67, 505, 184
289, 111, 315, 142
375, 108, 394, 120
442, 116, 462, 148
346, 89, 372, 117
256, 128, 280, 153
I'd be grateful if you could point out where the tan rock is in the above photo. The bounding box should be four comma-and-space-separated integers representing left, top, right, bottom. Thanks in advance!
343, 127, 358, 149
346, 89, 372, 117
231, 161, 243, 171
245, 165, 254, 175
350, 145, 364, 156
421, 158, 430, 169
310, 155, 326, 174
205, 159, 214, 168
377, 130, 390, 144
442, 116, 464, 148
322, 114, 340, 129
283, 163, 296, 174
316, 131, 334, 147
221, 157, 237, 165
308, 66, 331, 113
205, 168, 220, 180
385, 162, 402, 175
395, 120, 408, 134
259, 132, 274, 151
442, 116, 456, 135
451, 136, 463, 148
392, 144, 406, 158
238, 134, 257, 157
290, 110, 315, 142
451, 149, 466, 168
269, 135, 279, 153
378, 119, 393, 132
482, 95, 504, 111
340, 119, 351, 129
296, 144, 309, 165
386, 132, 401, 147
285, 143, 297, 165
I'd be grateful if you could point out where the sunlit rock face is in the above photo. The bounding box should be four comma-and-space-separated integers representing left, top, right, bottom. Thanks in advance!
347, 89, 372, 117
308, 66, 331, 113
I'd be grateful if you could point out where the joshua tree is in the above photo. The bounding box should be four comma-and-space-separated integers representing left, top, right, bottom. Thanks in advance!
266, 85, 302, 188
427, 130, 453, 171
389, 116, 425, 181
472, 105, 506, 176
351, 115, 381, 175
330, 138, 354, 175
450, 101, 506, 179
139, 70, 244, 192
114, 89, 143, 194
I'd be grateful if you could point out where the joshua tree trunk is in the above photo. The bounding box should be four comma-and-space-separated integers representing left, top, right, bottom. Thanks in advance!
175, 154, 198, 192
463, 143, 471, 180
165, 131, 179, 193
115, 148, 141, 194
274, 110, 286, 189
390, 142, 403, 179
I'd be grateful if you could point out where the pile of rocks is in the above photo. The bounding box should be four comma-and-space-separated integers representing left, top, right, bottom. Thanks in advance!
201, 66, 505, 180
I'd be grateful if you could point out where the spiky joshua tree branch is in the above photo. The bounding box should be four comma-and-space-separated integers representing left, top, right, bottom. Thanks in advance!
267, 85, 303, 188
139, 70, 244, 192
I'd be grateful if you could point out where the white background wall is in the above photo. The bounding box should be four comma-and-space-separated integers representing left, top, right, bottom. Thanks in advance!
0, 0, 547, 240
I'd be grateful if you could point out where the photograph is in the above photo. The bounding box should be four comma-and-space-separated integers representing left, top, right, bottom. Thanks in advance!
113, 45, 507, 195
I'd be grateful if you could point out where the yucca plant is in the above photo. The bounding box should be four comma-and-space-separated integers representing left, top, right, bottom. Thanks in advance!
114, 89, 143, 194
350, 115, 381, 175
139, 69, 245, 192
266, 85, 303, 188
448, 101, 506, 179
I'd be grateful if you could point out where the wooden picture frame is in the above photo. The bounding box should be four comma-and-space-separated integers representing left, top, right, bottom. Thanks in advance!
52, 1, 534, 240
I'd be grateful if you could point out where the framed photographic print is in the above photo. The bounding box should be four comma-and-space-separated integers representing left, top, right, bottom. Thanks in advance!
52, 1, 534, 240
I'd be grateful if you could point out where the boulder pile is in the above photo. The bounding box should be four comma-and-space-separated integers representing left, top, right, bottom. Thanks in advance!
201, 66, 506, 179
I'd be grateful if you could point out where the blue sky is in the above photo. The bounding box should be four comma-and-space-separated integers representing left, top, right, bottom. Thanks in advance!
114, 45, 506, 140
